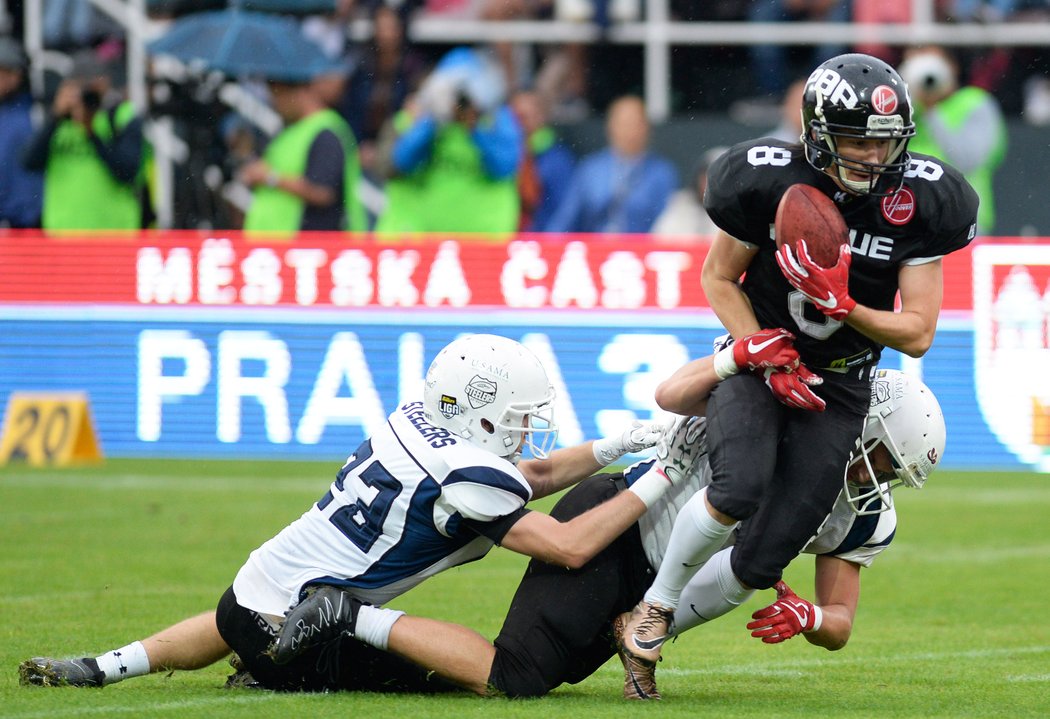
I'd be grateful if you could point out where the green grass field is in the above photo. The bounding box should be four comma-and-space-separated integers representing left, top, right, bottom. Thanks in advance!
2, 459, 1048, 718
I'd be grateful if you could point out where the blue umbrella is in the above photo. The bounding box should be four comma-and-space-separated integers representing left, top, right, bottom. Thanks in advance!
148, 8, 339, 83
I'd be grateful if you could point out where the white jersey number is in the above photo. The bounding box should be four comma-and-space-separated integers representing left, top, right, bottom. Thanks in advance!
747, 146, 793, 168
322, 440, 404, 553
787, 290, 844, 340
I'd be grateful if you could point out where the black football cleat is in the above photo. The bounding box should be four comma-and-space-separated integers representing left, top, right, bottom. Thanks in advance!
268, 585, 364, 665
19, 657, 105, 687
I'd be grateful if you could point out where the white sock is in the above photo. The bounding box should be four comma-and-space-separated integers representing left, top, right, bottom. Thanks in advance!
672, 547, 754, 635
644, 488, 736, 610
353, 605, 405, 651
95, 641, 150, 685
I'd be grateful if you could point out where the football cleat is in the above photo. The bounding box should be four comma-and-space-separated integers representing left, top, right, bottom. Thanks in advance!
618, 600, 674, 666
613, 612, 661, 700
268, 585, 363, 665
18, 657, 105, 687
655, 415, 705, 484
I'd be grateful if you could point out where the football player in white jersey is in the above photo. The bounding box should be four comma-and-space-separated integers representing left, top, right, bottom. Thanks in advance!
19, 329, 800, 691
612, 366, 946, 699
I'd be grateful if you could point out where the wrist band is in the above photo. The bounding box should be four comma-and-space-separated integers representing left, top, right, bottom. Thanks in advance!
806, 605, 823, 633
592, 437, 619, 467
266, 171, 280, 188
627, 469, 671, 509
713, 345, 739, 380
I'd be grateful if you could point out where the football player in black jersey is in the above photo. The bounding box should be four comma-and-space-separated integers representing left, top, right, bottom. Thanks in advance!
617, 53, 978, 672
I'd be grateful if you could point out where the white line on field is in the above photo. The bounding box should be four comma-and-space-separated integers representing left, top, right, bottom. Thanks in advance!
6, 694, 272, 719
1006, 673, 1050, 682
887, 543, 1050, 563
593, 645, 1050, 676
0, 472, 317, 494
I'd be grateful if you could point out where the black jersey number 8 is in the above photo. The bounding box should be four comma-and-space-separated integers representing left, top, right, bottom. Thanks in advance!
787, 290, 844, 340
746, 146, 793, 167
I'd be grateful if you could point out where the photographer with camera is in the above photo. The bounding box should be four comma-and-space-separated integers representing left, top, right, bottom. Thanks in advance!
375, 46, 523, 235
898, 46, 1007, 235
21, 50, 147, 231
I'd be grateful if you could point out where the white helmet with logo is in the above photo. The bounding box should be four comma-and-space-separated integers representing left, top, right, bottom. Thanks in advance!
845, 369, 946, 515
423, 334, 558, 462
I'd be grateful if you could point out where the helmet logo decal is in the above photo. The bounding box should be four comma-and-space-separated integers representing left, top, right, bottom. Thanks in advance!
871, 85, 898, 115
870, 377, 891, 407
927, 447, 939, 465
807, 68, 858, 108
882, 187, 916, 225
470, 359, 510, 379
465, 376, 497, 409
439, 394, 460, 420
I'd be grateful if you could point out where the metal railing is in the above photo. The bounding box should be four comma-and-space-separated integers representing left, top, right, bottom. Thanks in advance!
18, 0, 1050, 228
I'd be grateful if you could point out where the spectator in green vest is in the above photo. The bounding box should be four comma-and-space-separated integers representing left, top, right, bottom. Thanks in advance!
21, 51, 145, 232
239, 75, 365, 237
375, 46, 523, 236
899, 46, 1007, 234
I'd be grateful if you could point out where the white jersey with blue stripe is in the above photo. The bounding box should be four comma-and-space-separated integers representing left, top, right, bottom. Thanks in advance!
233, 401, 532, 616
628, 418, 897, 572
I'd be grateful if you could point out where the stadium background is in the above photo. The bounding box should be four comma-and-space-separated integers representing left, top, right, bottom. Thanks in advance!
1, 231, 1047, 472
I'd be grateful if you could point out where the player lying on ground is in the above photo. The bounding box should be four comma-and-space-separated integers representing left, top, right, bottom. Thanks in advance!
267, 368, 945, 699
613, 366, 945, 699
19, 333, 669, 690
18, 329, 801, 692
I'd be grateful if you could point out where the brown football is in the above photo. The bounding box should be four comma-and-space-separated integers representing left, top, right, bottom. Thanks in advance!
774, 184, 849, 268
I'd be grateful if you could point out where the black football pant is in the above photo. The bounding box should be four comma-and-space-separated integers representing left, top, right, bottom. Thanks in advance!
705, 369, 868, 589
487, 474, 653, 697
214, 586, 457, 693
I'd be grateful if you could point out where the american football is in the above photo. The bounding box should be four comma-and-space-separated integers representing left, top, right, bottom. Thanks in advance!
774, 184, 849, 268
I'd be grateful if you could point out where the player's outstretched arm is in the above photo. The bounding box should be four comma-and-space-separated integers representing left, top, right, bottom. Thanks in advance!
500, 467, 678, 569
520, 420, 666, 499
656, 328, 802, 415
746, 556, 861, 651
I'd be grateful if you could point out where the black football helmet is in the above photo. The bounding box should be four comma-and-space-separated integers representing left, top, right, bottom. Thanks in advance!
801, 53, 915, 196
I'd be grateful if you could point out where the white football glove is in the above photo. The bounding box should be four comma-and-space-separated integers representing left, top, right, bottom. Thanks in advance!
592, 419, 668, 467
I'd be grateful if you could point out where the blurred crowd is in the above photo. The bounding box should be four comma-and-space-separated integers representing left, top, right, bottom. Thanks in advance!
0, 0, 1045, 234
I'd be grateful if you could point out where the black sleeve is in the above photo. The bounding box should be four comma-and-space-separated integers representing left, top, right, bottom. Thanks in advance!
304, 129, 345, 200
927, 164, 979, 256
20, 116, 61, 171
91, 114, 143, 184
463, 506, 532, 545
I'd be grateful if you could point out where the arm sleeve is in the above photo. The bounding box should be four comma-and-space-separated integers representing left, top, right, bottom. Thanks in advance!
472, 106, 523, 180
703, 144, 765, 242
303, 129, 345, 200
464, 506, 532, 544
91, 115, 143, 184
391, 115, 438, 174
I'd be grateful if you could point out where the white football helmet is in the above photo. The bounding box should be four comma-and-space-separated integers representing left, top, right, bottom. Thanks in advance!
844, 369, 946, 515
423, 334, 558, 462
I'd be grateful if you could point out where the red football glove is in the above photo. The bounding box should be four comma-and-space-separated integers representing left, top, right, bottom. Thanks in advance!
763, 365, 826, 411
733, 328, 800, 372
775, 240, 857, 321
712, 328, 800, 380
746, 581, 822, 644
